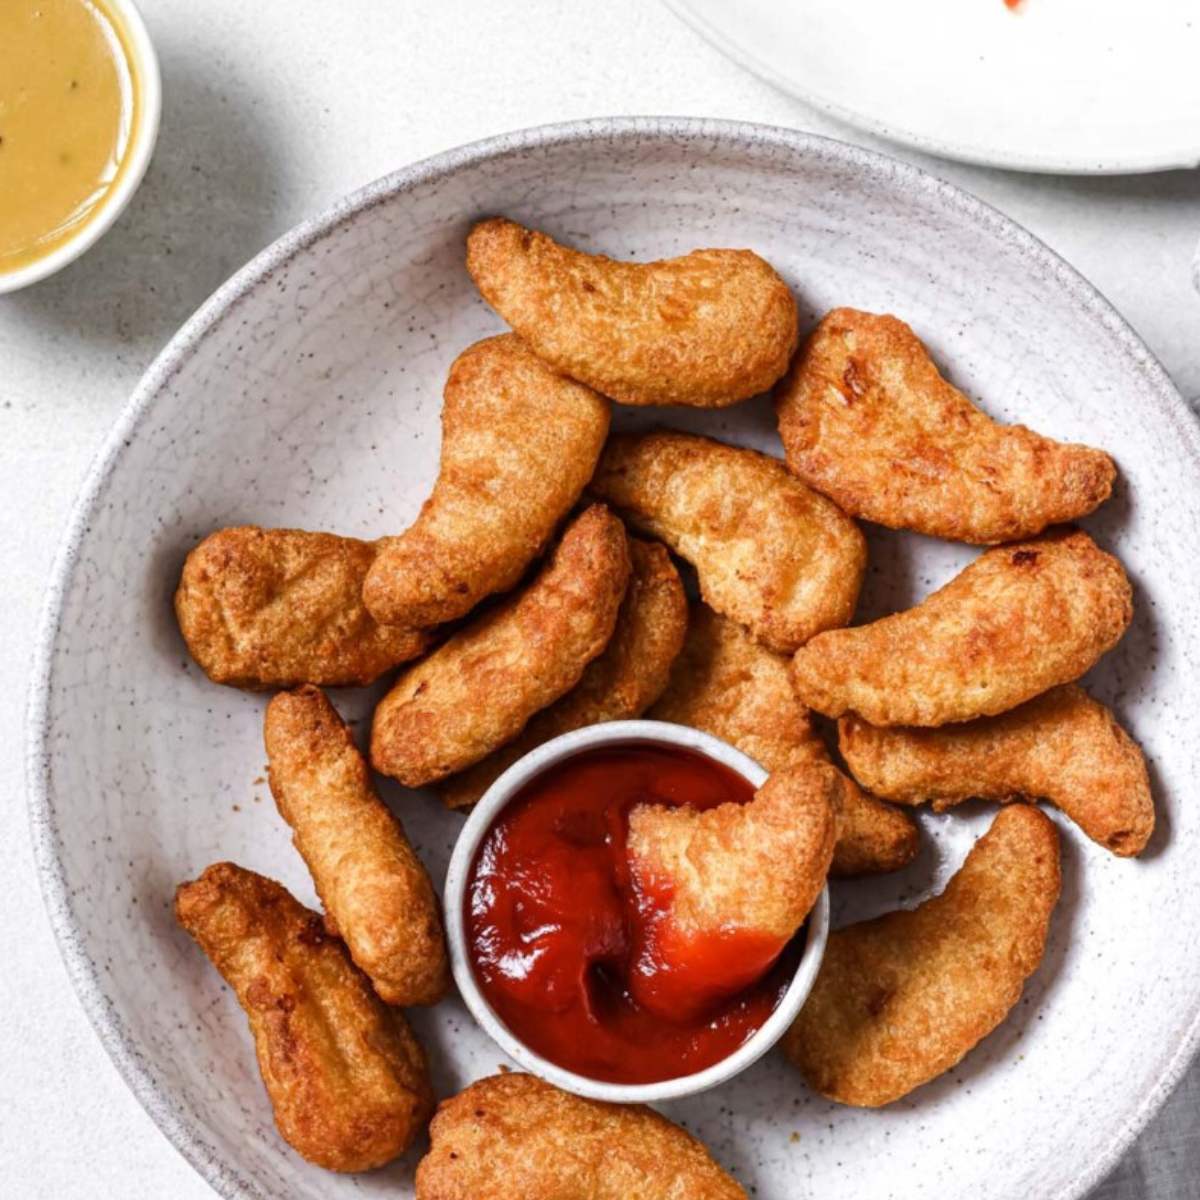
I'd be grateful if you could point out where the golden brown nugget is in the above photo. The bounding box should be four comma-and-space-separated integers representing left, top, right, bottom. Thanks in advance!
371, 505, 630, 787
783, 804, 1060, 1107
775, 308, 1116, 543
791, 529, 1132, 727
466, 217, 798, 408
839, 683, 1154, 856
590, 432, 866, 652
439, 538, 686, 809
415, 1072, 746, 1200
174, 863, 432, 1171
265, 686, 449, 1005
175, 526, 430, 690
627, 764, 839, 1018
363, 335, 610, 628
648, 605, 918, 876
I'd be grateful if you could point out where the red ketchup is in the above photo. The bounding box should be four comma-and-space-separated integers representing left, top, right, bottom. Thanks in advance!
465, 744, 805, 1085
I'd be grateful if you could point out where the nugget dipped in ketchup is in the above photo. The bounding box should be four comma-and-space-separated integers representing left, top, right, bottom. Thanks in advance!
464, 744, 837, 1086
627, 763, 839, 1022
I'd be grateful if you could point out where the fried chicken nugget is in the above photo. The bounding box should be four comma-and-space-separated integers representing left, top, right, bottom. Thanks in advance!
175, 526, 430, 689
466, 217, 798, 408
415, 1072, 746, 1200
782, 804, 1061, 1107
839, 684, 1154, 856
371, 505, 630, 787
626, 763, 839, 1020
265, 686, 449, 1005
174, 863, 432, 1171
362, 335, 610, 629
791, 529, 1132, 727
648, 604, 918, 876
775, 309, 1116, 543
439, 538, 686, 809
590, 432, 866, 652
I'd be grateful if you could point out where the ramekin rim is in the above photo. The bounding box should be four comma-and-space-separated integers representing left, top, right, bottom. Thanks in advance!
443, 717, 831, 1105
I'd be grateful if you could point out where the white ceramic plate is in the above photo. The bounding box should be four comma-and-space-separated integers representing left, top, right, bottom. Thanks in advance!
27, 118, 1200, 1200
663, 0, 1200, 173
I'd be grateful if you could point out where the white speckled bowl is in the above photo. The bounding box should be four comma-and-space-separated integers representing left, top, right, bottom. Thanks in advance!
443, 719, 830, 1105
26, 118, 1200, 1200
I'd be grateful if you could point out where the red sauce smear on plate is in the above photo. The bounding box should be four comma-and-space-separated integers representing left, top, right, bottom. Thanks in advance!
465, 743, 805, 1085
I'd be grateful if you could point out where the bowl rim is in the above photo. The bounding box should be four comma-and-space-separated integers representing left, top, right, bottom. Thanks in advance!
23, 115, 1200, 1200
0, 0, 163, 295
659, 0, 1200, 175
443, 718, 831, 1105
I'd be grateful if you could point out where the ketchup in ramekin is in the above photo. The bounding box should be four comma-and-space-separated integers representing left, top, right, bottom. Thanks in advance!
464, 743, 805, 1085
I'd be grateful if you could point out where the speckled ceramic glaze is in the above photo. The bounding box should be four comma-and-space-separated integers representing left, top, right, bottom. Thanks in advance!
26, 119, 1200, 1200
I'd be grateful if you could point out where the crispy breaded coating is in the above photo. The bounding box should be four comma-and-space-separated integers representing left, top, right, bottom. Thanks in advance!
265, 686, 449, 1005
627, 764, 838, 1016
466, 217, 798, 408
827, 783, 921, 879
590, 432, 865, 653
775, 309, 1116, 543
839, 683, 1154, 856
175, 526, 429, 690
782, 804, 1060, 1107
629, 764, 839, 941
174, 863, 432, 1171
371, 505, 630, 787
439, 538, 686, 809
650, 604, 829, 766
415, 1072, 746, 1200
648, 605, 918, 876
363, 335, 610, 628
791, 529, 1132, 727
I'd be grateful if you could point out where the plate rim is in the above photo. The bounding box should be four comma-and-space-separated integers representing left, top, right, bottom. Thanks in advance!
661, 0, 1200, 175
23, 114, 1200, 1200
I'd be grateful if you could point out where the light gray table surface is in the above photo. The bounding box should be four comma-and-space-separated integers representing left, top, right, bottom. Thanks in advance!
3, 2, 1198, 1196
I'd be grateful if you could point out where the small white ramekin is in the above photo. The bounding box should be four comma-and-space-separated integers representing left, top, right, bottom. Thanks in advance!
0, 0, 161, 294
444, 718, 830, 1104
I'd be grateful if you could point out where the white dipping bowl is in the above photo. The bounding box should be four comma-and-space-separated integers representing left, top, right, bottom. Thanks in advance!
0, 0, 161, 294
443, 718, 830, 1105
